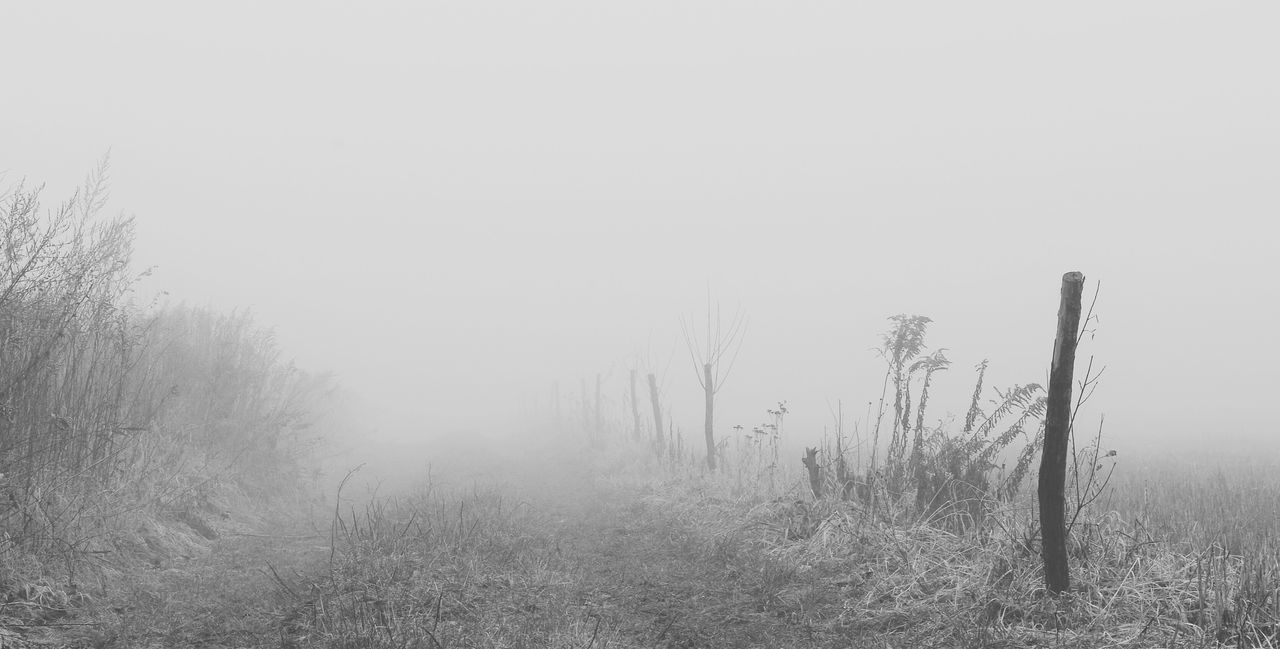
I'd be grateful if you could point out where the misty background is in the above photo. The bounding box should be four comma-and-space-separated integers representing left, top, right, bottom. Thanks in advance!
4, 3, 1276, 475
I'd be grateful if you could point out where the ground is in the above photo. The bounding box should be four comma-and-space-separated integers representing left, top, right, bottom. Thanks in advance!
4, 442, 1244, 648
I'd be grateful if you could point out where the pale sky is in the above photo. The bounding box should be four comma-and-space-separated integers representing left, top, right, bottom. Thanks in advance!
3, 3, 1277, 460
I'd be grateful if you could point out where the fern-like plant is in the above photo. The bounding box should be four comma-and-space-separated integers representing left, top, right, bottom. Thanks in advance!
914, 374, 1047, 531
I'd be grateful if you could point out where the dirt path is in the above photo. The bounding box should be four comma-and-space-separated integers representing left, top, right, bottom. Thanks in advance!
26, 455, 864, 648
18, 441, 1205, 648
524, 475, 856, 649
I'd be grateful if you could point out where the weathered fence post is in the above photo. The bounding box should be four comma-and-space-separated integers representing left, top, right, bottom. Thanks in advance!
581, 377, 590, 434
1039, 271, 1085, 594
629, 369, 642, 441
594, 373, 603, 438
647, 373, 664, 447
552, 381, 561, 427
802, 447, 824, 499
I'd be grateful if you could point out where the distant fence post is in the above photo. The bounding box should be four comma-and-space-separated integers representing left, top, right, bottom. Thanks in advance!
629, 369, 642, 441
594, 373, 603, 438
647, 373, 664, 448
1038, 271, 1085, 594
802, 447, 824, 499
552, 381, 561, 427
581, 377, 590, 434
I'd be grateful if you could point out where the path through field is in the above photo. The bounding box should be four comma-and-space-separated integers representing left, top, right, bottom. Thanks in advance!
60, 441, 1230, 649
29, 444, 875, 648
524, 478, 851, 648
271, 446, 870, 649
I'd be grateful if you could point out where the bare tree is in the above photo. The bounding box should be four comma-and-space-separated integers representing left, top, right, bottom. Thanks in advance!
681, 295, 747, 471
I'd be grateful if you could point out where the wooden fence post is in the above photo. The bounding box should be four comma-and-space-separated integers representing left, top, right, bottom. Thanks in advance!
552, 381, 561, 427
594, 373, 603, 438
581, 377, 590, 434
647, 373, 664, 447
629, 370, 642, 441
1039, 271, 1085, 594
802, 447, 824, 499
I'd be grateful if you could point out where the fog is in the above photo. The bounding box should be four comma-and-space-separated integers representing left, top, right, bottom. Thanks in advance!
4, 3, 1277, 473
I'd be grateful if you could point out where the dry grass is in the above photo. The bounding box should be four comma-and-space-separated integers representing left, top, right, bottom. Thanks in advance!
0, 474, 325, 648
602, 458, 1280, 647
3, 430, 1275, 649
4, 410, 1274, 649
284, 484, 605, 648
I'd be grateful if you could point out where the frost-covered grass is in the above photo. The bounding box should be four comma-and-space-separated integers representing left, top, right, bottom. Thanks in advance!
281, 436, 1280, 648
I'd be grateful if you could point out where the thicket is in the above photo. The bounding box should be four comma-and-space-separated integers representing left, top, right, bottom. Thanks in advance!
0, 163, 329, 581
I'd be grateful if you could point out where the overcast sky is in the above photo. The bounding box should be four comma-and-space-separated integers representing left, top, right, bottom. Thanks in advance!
3, 3, 1276, 459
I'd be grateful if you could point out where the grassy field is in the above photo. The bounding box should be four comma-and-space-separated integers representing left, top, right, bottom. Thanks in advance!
2, 427, 1276, 648
0, 212, 1270, 649
269, 434, 1280, 649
